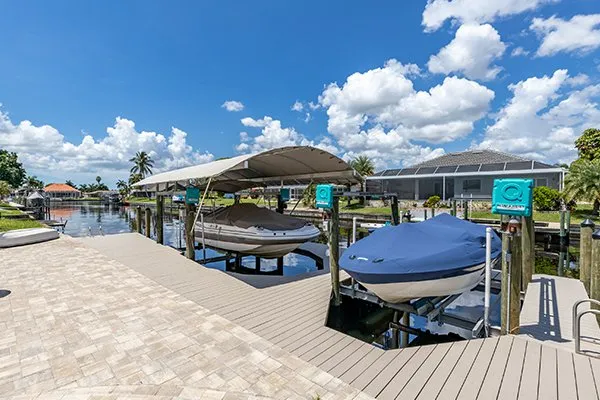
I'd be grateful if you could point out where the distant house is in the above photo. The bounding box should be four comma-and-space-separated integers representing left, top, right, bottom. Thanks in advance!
43, 183, 82, 200
366, 150, 565, 201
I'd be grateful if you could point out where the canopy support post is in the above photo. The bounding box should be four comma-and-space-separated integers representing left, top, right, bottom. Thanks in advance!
156, 195, 164, 245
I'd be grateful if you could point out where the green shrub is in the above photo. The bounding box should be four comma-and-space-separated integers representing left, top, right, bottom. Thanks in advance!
423, 195, 441, 208
533, 186, 561, 211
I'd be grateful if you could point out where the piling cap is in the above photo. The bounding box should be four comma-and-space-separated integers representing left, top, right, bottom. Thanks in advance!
593, 229, 600, 240
581, 219, 596, 228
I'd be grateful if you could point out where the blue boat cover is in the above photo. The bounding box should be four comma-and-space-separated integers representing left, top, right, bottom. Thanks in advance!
340, 213, 502, 284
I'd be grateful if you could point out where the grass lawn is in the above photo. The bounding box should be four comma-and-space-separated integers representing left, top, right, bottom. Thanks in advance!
0, 218, 43, 232
0, 208, 24, 217
470, 206, 599, 224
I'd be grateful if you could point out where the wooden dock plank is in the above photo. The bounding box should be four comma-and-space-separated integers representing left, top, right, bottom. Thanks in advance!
339, 347, 386, 385
415, 341, 468, 400
395, 342, 452, 400
538, 345, 558, 400
496, 336, 527, 400
557, 349, 578, 400
475, 335, 513, 400
517, 339, 541, 400
573, 354, 598, 400
326, 342, 375, 376
350, 349, 400, 391
436, 339, 485, 400
363, 346, 419, 398
308, 335, 358, 366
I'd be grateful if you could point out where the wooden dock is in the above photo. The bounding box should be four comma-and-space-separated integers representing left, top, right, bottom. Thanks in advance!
520, 274, 600, 356
81, 233, 600, 400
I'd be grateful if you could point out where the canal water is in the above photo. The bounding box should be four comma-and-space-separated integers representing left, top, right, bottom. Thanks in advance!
49, 202, 323, 276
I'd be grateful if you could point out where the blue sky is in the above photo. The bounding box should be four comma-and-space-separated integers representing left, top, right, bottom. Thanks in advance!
1, 0, 600, 186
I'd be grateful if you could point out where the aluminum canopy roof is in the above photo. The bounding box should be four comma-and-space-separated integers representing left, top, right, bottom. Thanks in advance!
134, 146, 361, 193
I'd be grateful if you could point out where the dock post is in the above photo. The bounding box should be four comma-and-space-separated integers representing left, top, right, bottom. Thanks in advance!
566, 210, 572, 270
451, 199, 457, 217
521, 216, 534, 291
510, 230, 522, 334
352, 216, 357, 244
391, 196, 399, 225
185, 203, 196, 260
329, 196, 341, 306
424, 209, 428, 220
156, 195, 164, 244
591, 230, 600, 319
464, 201, 469, 221
255, 256, 261, 273
559, 210, 566, 276
580, 219, 595, 294
277, 257, 284, 275
431, 207, 435, 218
135, 206, 142, 234
144, 207, 152, 238
400, 312, 409, 347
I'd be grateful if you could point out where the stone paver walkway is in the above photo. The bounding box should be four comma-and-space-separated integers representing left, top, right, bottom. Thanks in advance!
0, 237, 372, 400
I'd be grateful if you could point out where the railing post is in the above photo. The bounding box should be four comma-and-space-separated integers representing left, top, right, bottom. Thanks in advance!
451, 199, 457, 217
391, 196, 399, 226
580, 219, 595, 295
185, 203, 196, 260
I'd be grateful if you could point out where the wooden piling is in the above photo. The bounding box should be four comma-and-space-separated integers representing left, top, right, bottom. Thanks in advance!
185, 203, 196, 260
144, 207, 152, 238
464, 201, 469, 221
400, 312, 409, 347
510, 233, 522, 334
451, 200, 457, 217
277, 257, 284, 275
135, 206, 142, 234
431, 207, 435, 218
521, 216, 534, 291
329, 196, 341, 306
559, 211, 566, 276
156, 195, 164, 244
580, 219, 595, 294
255, 256, 261, 273
424, 209, 428, 220
592, 230, 600, 322
501, 232, 509, 335
391, 196, 399, 226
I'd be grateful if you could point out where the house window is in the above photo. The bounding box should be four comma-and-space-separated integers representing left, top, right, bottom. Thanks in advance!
535, 178, 548, 187
462, 179, 481, 192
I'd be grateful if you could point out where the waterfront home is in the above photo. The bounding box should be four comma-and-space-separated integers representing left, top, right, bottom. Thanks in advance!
43, 183, 82, 200
366, 149, 565, 201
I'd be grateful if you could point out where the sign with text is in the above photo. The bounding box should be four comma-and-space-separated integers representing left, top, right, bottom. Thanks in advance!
185, 187, 200, 205
491, 178, 534, 217
316, 184, 334, 209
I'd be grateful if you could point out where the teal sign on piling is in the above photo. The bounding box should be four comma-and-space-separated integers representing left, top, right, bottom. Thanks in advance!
491, 178, 534, 217
316, 184, 334, 209
280, 188, 290, 201
185, 187, 200, 204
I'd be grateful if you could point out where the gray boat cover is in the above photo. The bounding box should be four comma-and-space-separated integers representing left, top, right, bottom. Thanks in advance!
206, 203, 309, 231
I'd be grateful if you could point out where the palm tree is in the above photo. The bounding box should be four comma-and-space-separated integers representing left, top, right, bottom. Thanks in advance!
65, 180, 75, 188
350, 155, 375, 204
25, 175, 44, 189
129, 151, 154, 178
116, 179, 129, 197
96, 176, 102, 185
563, 159, 600, 215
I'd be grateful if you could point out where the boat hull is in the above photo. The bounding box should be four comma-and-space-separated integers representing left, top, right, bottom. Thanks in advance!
0, 228, 59, 248
356, 262, 485, 303
195, 223, 320, 258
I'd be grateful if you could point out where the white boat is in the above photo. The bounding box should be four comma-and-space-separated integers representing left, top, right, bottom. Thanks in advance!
340, 214, 502, 303
0, 228, 59, 248
195, 203, 320, 258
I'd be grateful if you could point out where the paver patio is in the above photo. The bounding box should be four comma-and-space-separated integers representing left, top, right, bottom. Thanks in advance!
0, 236, 372, 400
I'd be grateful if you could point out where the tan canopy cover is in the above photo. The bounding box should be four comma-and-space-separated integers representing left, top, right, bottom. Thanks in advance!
134, 146, 361, 193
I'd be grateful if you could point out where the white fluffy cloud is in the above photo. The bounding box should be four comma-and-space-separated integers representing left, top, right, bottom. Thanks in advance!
422, 0, 557, 31
236, 116, 338, 155
428, 24, 506, 81
291, 101, 304, 112
221, 100, 245, 112
317, 59, 494, 167
511, 47, 529, 57
531, 14, 600, 57
478, 69, 600, 163
0, 108, 213, 183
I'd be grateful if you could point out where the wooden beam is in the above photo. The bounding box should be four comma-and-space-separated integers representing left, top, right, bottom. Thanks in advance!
144, 207, 152, 238
329, 196, 341, 306
580, 219, 595, 294
521, 216, 534, 291
185, 203, 196, 260
156, 195, 164, 245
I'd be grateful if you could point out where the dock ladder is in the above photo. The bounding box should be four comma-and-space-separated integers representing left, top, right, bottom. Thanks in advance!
572, 299, 600, 355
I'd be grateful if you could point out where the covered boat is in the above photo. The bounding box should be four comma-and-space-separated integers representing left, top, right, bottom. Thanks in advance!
196, 203, 320, 258
340, 213, 501, 303
0, 227, 59, 248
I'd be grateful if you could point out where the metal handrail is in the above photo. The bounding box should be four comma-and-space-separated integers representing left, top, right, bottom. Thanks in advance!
572, 299, 600, 338
574, 308, 600, 354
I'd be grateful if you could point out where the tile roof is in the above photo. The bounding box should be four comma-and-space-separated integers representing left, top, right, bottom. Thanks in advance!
44, 183, 80, 192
